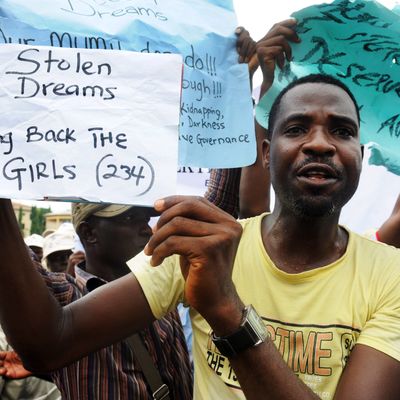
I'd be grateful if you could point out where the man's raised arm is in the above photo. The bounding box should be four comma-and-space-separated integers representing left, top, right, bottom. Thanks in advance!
377, 194, 400, 247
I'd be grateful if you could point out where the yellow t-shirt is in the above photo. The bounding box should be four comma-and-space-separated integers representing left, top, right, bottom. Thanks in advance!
128, 213, 400, 400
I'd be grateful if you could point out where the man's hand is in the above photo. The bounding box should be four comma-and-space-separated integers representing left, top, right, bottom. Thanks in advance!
256, 19, 300, 97
144, 196, 243, 334
66, 250, 86, 277
235, 26, 258, 78
0, 350, 32, 378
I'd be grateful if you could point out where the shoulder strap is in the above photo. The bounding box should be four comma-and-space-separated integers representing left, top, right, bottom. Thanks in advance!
125, 334, 170, 400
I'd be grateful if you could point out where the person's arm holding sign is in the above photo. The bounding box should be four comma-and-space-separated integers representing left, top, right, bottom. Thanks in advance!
204, 27, 270, 219
256, 19, 300, 98
234, 20, 300, 218
0, 198, 154, 372
235, 27, 269, 217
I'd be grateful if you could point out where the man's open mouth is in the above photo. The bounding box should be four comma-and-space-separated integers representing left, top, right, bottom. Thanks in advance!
297, 163, 340, 183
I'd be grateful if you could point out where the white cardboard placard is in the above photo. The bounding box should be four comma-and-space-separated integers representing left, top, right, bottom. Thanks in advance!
0, 44, 182, 205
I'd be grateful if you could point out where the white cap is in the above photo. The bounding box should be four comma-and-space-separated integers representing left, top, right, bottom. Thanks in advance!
24, 234, 44, 249
43, 223, 75, 260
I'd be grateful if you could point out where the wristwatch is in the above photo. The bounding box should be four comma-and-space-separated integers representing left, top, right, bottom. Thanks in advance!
211, 305, 269, 358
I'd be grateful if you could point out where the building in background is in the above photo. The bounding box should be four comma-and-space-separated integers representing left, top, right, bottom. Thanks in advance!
11, 201, 71, 237
44, 212, 72, 233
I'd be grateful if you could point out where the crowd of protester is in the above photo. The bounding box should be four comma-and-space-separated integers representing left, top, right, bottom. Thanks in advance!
0, 17, 399, 400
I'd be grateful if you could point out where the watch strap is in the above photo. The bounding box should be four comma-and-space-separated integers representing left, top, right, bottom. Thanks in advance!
211, 305, 268, 358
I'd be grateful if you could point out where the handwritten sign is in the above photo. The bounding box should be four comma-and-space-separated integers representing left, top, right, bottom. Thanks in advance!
0, 44, 182, 204
0, 0, 255, 168
256, 0, 400, 175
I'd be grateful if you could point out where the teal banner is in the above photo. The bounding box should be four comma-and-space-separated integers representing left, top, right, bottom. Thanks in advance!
256, 0, 400, 175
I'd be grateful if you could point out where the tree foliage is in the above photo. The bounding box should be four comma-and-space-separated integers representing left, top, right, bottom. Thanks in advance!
17, 207, 24, 232
30, 206, 51, 235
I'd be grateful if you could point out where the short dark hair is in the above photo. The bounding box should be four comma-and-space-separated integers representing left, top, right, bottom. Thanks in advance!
267, 74, 360, 138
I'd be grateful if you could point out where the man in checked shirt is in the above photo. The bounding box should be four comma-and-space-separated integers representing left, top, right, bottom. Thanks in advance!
0, 202, 192, 400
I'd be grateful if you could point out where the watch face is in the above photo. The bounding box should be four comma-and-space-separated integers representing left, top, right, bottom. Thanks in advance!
247, 305, 268, 339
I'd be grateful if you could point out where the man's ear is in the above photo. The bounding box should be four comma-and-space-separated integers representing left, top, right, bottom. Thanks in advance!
262, 138, 271, 169
76, 221, 97, 246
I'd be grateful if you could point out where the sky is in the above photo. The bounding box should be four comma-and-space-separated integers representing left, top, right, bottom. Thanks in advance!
233, 0, 399, 39
233, 0, 319, 40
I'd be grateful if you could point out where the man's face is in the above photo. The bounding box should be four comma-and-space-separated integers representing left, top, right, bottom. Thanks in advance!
93, 207, 153, 265
266, 82, 362, 218
30, 246, 43, 261
46, 249, 72, 273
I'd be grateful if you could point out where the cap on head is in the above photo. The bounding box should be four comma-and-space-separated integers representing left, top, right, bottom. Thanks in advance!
71, 203, 135, 231
72, 202, 159, 229
42, 223, 75, 260
24, 233, 44, 249
42, 229, 55, 238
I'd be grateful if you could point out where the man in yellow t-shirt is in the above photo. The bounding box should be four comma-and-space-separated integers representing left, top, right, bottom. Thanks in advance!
0, 21, 400, 400
126, 71, 400, 398
129, 215, 400, 399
